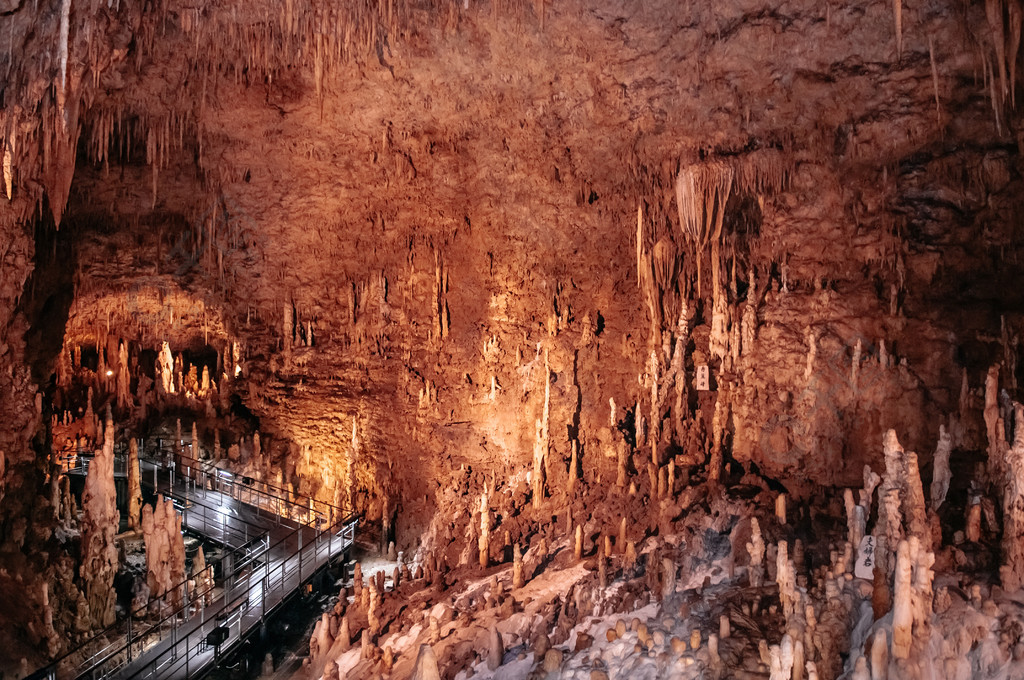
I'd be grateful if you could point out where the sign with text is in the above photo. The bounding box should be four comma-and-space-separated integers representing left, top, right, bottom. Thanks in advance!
855, 535, 875, 580
696, 365, 710, 391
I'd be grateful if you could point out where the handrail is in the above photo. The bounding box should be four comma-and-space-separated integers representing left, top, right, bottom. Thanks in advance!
36, 446, 360, 680
121, 515, 360, 680
153, 445, 346, 522
36, 508, 359, 680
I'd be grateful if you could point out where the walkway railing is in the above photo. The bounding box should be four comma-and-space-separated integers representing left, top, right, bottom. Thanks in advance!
30, 439, 359, 680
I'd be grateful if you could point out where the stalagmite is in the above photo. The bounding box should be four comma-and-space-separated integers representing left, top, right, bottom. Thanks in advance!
624, 540, 637, 571
283, 302, 293, 358
538, 351, 551, 508
478, 487, 490, 568
513, 544, 524, 588
904, 449, 931, 550
852, 657, 870, 680
870, 628, 888, 680
845, 490, 865, 574
574, 524, 582, 560
487, 626, 504, 670
368, 580, 380, 636
411, 644, 442, 680
192, 546, 213, 607
967, 495, 982, 542
311, 613, 333, 661
116, 341, 131, 408
747, 517, 766, 587
852, 338, 862, 389
804, 326, 817, 381
127, 438, 142, 530
141, 495, 187, 611
616, 440, 628, 488
568, 440, 579, 494
1001, 403, 1024, 591
777, 541, 797, 618
709, 398, 724, 482
662, 556, 676, 598
80, 407, 119, 628
931, 424, 952, 510
158, 341, 175, 394
339, 616, 351, 652
891, 539, 912, 658
986, 364, 1003, 478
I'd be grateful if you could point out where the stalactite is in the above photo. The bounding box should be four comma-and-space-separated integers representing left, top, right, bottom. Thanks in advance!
1009, 0, 1023, 108
929, 36, 942, 125
58, 0, 72, 92
675, 161, 732, 296
3, 138, 11, 200
989, 0, 1009, 104
893, 0, 902, 61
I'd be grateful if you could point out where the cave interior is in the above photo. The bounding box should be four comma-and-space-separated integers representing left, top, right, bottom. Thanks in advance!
4, 0, 1024, 679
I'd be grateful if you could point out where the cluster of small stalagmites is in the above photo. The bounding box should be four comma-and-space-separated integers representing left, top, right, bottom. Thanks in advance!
308, 557, 427, 677
781, 429, 946, 679
78, 406, 119, 628
140, 495, 187, 613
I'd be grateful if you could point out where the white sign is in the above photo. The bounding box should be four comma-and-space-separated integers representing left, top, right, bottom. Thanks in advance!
855, 535, 876, 580
696, 365, 710, 391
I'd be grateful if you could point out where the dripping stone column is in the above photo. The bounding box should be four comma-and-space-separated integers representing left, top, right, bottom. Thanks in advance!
80, 406, 119, 628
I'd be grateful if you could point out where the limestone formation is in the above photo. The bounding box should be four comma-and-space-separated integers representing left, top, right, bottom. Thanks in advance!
747, 517, 766, 587
931, 424, 952, 511
79, 407, 118, 628
891, 539, 913, 659
1002, 403, 1024, 592
141, 495, 187, 611
192, 546, 213, 607
127, 437, 142, 530
411, 644, 442, 680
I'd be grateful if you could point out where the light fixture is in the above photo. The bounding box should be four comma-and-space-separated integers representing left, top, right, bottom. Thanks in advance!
106, 370, 113, 377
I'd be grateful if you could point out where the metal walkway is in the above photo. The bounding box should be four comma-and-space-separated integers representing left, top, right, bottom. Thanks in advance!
34, 444, 359, 680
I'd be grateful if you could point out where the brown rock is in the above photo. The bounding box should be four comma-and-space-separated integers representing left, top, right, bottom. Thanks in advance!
574, 632, 593, 652
542, 649, 561, 672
